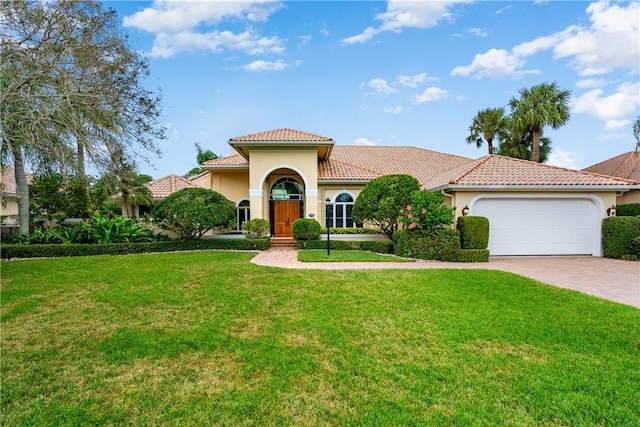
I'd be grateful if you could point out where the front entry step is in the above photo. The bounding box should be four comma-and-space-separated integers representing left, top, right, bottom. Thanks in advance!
270, 237, 298, 248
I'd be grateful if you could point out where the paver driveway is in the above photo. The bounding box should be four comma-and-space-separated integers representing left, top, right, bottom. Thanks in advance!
252, 249, 640, 308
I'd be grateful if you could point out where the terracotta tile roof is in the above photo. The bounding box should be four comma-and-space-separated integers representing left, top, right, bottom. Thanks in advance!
426, 155, 636, 189
318, 158, 381, 181
146, 174, 204, 198
322, 146, 474, 185
1, 166, 33, 196
202, 154, 247, 167
582, 151, 640, 183
230, 128, 333, 142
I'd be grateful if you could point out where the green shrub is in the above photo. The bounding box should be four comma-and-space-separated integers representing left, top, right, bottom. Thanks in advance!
401, 190, 455, 232
328, 227, 383, 235
602, 217, 640, 259
292, 218, 322, 240
442, 249, 490, 262
393, 228, 461, 260
297, 240, 394, 254
1, 238, 270, 259
457, 216, 490, 249
153, 188, 236, 240
616, 203, 640, 217
352, 174, 421, 238
242, 218, 271, 238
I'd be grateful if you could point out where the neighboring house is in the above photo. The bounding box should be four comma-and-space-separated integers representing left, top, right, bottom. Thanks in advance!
141, 128, 638, 256
130, 174, 204, 218
1, 166, 33, 235
582, 151, 640, 204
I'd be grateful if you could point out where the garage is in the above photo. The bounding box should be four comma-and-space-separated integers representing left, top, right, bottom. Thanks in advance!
472, 197, 601, 256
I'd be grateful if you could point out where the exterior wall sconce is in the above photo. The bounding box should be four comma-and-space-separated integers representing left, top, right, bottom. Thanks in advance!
461, 205, 470, 216
607, 205, 616, 217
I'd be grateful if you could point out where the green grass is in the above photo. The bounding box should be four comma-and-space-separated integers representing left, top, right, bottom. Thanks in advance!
1, 251, 639, 426
298, 249, 412, 262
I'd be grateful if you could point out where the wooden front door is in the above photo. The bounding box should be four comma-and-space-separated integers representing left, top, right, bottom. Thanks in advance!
274, 201, 300, 237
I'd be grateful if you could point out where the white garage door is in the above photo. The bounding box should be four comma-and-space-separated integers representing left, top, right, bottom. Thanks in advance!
473, 198, 599, 256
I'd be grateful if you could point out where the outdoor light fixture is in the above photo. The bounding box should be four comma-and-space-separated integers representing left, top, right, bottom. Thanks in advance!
607, 205, 617, 217
325, 197, 331, 256
462, 205, 470, 216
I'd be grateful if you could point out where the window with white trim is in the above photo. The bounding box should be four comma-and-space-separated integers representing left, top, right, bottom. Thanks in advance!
235, 199, 250, 231
328, 193, 359, 228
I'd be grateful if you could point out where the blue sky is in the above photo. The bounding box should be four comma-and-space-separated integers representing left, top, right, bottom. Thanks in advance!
109, 1, 640, 179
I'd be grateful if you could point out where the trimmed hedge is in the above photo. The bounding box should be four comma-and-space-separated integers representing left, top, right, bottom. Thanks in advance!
393, 229, 460, 259
293, 219, 322, 240
457, 216, 489, 249
616, 203, 640, 217
393, 228, 489, 262
327, 227, 383, 235
602, 217, 640, 259
1, 238, 270, 259
297, 239, 394, 254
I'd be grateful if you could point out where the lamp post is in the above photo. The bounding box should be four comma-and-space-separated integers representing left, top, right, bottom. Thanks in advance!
325, 197, 331, 256
607, 205, 617, 217
462, 205, 470, 216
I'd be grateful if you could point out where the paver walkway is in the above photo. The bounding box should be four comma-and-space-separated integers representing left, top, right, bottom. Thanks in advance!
252, 248, 640, 308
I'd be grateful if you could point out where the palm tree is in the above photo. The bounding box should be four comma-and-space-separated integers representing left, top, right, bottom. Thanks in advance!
465, 107, 509, 155
633, 113, 640, 150
185, 143, 218, 178
498, 124, 552, 163
509, 82, 571, 163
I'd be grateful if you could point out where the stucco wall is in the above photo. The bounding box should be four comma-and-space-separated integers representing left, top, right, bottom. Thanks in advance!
616, 189, 640, 205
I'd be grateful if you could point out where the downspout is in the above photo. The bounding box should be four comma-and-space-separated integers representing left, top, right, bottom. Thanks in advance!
440, 190, 455, 229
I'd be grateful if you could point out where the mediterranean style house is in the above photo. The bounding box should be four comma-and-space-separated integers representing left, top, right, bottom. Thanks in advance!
135, 128, 637, 256
582, 151, 640, 204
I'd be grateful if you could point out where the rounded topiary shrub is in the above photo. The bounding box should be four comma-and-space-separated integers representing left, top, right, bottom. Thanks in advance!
153, 188, 236, 240
292, 218, 322, 240
393, 228, 461, 260
456, 216, 489, 249
602, 216, 640, 259
242, 218, 270, 238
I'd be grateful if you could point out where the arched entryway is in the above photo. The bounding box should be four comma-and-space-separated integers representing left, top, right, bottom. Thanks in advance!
269, 177, 304, 237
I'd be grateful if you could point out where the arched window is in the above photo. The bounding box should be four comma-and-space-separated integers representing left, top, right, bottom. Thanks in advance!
270, 177, 303, 200
235, 199, 250, 231
328, 192, 358, 228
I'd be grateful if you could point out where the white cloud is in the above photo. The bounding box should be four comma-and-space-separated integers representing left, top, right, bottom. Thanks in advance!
298, 35, 311, 46
366, 78, 397, 95
342, 0, 470, 44
149, 30, 284, 58
450, 48, 539, 79
243, 59, 290, 72
468, 27, 487, 37
573, 82, 640, 121
413, 87, 448, 103
384, 106, 404, 114
576, 78, 607, 88
546, 148, 578, 169
452, 1, 639, 79
604, 120, 630, 130
124, 1, 282, 33
354, 137, 376, 146
553, 1, 640, 75
596, 133, 626, 142
397, 73, 435, 88
342, 27, 380, 45
123, 1, 284, 58
456, 95, 469, 101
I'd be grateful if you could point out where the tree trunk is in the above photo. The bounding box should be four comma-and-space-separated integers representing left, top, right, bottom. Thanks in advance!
12, 146, 30, 235
487, 138, 494, 155
531, 130, 540, 163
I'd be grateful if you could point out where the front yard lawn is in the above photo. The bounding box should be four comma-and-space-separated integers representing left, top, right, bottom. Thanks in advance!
2, 251, 638, 426
298, 249, 412, 262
